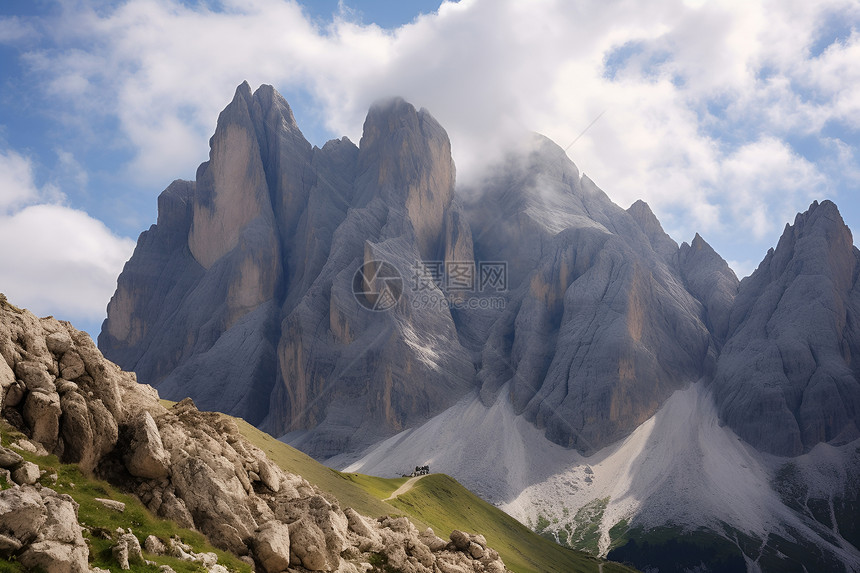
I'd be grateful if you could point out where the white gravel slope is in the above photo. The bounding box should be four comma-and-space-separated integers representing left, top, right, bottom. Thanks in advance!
325, 382, 860, 563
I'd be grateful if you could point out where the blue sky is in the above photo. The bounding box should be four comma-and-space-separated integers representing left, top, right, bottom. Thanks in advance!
0, 0, 858, 339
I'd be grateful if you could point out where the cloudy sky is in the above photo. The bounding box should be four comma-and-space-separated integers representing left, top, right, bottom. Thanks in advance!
0, 0, 858, 338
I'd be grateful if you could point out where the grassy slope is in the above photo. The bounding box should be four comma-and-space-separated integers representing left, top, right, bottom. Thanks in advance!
228, 416, 415, 522
388, 474, 634, 573
0, 422, 252, 573
233, 416, 637, 573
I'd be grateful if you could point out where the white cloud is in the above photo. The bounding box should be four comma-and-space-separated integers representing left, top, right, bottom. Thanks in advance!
55, 149, 89, 188
0, 149, 135, 325
721, 137, 825, 239
0, 16, 38, 43
0, 150, 41, 213
9, 0, 860, 269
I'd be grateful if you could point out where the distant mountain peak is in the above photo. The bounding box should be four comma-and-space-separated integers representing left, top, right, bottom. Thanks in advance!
626, 199, 678, 261
713, 198, 860, 456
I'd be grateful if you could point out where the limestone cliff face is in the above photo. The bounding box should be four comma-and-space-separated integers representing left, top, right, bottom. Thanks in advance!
270, 98, 474, 456
101, 83, 858, 464
465, 135, 723, 453
678, 233, 739, 345
100, 83, 299, 427
712, 200, 860, 456
101, 86, 474, 456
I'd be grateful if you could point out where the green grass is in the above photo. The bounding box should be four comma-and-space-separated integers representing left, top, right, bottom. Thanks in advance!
227, 415, 414, 522
565, 497, 609, 554
13, 400, 634, 573
227, 414, 637, 573
607, 525, 747, 573
384, 474, 635, 573
340, 472, 409, 500
0, 422, 252, 573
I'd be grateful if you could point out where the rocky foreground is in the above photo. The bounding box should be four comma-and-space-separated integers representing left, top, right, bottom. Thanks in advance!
0, 293, 507, 573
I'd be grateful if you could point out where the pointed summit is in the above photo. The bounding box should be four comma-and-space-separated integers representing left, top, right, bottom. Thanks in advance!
679, 232, 738, 343
712, 200, 860, 456
355, 97, 456, 260
627, 200, 678, 261
102, 86, 474, 455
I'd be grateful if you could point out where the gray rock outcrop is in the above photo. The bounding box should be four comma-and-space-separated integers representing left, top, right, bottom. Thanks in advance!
125, 410, 169, 479
0, 485, 88, 573
465, 135, 726, 452
0, 295, 509, 572
100, 84, 475, 458
112, 532, 143, 570
712, 200, 860, 456
253, 521, 291, 573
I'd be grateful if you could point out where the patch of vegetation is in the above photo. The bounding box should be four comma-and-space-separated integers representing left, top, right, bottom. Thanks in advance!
754, 525, 850, 573
607, 524, 748, 573
563, 497, 608, 555
0, 423, 252, 573
834, 494, 860, 549
535, 514, 551, 533
608, 519, 629, 552
385, 474, 635, 573
773, 461, 808, 514
229, 415, 411, 522
772, 458, 860, 552
367, 551, 405, 573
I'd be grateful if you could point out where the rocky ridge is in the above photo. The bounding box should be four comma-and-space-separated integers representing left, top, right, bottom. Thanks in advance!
100, 84, 475, 458
100, 85, 745, 459
100, 84, 860, 462
0, 294, 508, 572
463, 134, 731, 453
711, 199, 860, 456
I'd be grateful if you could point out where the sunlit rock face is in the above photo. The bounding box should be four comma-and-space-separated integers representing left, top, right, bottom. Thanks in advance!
101, 85, 474, 456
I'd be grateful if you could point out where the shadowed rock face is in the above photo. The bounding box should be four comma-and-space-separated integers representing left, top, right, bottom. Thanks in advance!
712, 200, 860, 456
678, 233, 739, 345
464, 135, 725, 453
270, 97, 475, 456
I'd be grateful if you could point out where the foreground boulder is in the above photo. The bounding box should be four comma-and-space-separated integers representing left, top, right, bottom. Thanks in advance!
0, 485, 88, 573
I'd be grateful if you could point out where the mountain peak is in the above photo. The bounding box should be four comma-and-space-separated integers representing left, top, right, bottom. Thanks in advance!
253, 83, 300, 131
713, 198, 860, 456
236, 79, 252, 97
355, 96, 455, 260
627, 199, 678, 261
766, 199, 855, 292
792, 198, 850, 239
359, 97, 438, 152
